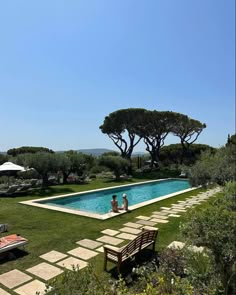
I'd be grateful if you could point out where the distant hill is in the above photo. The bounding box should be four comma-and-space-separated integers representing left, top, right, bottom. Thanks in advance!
77, 149, 147, 157
132, 151, 147, 156
1, 148, 147, 157
77, 148, 116, 156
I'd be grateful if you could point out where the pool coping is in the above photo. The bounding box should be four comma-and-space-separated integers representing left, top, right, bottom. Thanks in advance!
19, 178, 197, 220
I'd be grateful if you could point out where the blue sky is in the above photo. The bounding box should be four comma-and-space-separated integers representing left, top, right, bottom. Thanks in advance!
0, 0, 235, 152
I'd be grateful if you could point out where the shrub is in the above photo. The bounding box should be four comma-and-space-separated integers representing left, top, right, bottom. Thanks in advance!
181, 182, 236, 293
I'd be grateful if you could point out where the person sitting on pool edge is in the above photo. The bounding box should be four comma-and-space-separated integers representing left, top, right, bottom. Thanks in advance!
110, 195, 119, 213
121, 193, 129, 211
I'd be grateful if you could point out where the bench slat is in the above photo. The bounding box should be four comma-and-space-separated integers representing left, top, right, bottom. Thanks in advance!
104, 229, 158, 272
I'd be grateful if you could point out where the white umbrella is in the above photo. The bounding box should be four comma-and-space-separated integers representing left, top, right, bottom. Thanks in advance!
0, 162, 26, 186
0, 162, 26, 172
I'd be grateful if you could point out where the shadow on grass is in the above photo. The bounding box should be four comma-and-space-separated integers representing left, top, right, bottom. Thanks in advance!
0, 249, 29, 265
33, 187, 75, 197
0, 187, 76, 199
107, 249, 158, 279
104, 179, 135, 184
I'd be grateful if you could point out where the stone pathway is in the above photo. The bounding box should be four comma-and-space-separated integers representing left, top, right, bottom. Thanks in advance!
0, 187, 221, 294
40, 250, 67, 263
0, 288, 11, 295
57, 257, 88, 270
26, 262, 63, 281
14, 280, 48, 295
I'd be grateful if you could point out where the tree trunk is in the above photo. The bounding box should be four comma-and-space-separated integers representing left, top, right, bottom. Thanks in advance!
62, 172, 69, 184
42, 174, 49, 188
149, 149, 160, 169
115, 172, 120, 181
180, 142, 187, 164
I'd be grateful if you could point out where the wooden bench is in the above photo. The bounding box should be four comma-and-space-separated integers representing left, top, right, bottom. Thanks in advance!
103, 229, 158, 272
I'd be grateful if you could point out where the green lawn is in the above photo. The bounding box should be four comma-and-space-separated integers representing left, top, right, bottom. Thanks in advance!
0, 178, 206, 275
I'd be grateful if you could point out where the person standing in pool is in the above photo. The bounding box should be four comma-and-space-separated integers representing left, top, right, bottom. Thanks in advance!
110, 195, 119, 213
121, 193, 129, 211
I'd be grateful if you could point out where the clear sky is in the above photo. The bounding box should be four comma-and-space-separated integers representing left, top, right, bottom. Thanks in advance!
0, 0, 235, 152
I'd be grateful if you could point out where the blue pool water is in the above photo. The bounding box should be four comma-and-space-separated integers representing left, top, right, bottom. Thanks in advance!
40, 179, 190, 214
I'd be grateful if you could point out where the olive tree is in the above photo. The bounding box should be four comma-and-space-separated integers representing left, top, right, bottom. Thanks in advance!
56, 151, 95, 184
0, 154, 8, 165
189, 145, 236, 186
23, 152, 59, 187
99, 155, 130, 180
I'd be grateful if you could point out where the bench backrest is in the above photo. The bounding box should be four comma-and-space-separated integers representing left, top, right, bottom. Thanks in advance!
120, 230, 158, 258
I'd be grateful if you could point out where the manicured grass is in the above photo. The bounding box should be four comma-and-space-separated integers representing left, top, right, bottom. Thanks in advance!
0, 178, 206, 274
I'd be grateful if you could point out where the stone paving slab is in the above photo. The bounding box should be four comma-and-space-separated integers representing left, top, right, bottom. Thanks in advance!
95, 246, 104, 253
172, 206, 186, 209
116, 233, 137, 240
151, 215, 168, 220
119, 227, 142, 235
187, 201, 201, 204
169, 214, 181, 217
14, 280, 48, 295
96, 235, 124, 246
0, 270, 32, 289
160, 207, 171, 210
171, 207, 187, 211
101, 229, 120, 236
136, 220, 157, 226
76, 239, 103, 249
160, 210, 172, 214
57, 256, 88, 271
68, 247, 99, 260
40, 250, 68, 263
170, 209, 186, 213
142, 226, 159, 231
135, 216, 150, 220
168, 241, 185, 249
150, 218, 169, 224
187, 201, 197, 203
152, 211, 169, 216
0, 288, 10, 295
123, 222, 143, 228
26, 262, 63, 281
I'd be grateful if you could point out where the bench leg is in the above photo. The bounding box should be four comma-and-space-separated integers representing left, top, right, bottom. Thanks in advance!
117, 261, 121, 274
152, 241, 156, 251
104, 256, 107, 271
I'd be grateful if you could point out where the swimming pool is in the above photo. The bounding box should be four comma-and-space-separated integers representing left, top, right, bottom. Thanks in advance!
20, 179, 195, 219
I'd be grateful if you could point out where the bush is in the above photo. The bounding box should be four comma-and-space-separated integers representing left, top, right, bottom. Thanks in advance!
181, 182, 236, 293
189, 145, 236, 186
99, 155, 130, 180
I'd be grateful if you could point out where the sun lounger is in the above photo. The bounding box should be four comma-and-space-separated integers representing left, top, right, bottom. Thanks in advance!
17, 184, 32, 193
0, 185, 19, 196
0, 234, 28, 254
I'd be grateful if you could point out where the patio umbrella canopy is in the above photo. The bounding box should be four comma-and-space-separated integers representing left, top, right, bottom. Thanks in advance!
0, 162, 26, 186
0, 162, 26, 173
